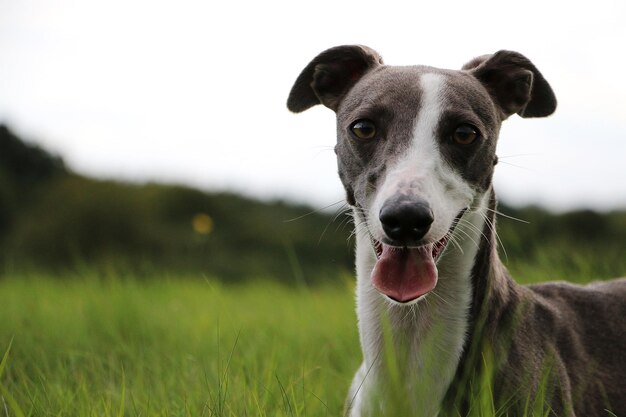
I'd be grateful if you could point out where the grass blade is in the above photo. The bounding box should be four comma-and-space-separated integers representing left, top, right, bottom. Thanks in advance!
0, 339, 26, 417
117, 369, 125, 417
0, 338, 13, 379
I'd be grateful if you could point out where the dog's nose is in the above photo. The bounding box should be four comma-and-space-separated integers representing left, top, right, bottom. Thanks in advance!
379, 197, 434, 244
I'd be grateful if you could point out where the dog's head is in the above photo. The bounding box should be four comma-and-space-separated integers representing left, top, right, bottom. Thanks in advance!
287, 45, 556, 303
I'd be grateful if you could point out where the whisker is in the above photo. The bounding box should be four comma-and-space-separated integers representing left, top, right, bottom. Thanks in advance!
497, 161, 532, 171
447, 235, 464, 253
457, 217, 487, 245
336, 214, 354, 233
484, 207, 529, 224
478, 210, 509, 262
283, 199, 346, 222
318, 203, 351, 244
452, 225, 478, 251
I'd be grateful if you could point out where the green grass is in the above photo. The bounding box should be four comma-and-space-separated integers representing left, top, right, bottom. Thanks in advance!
0, 274, 359, 416
0, 265, 622, 416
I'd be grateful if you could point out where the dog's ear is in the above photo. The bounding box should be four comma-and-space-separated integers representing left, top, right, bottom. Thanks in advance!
464, 50, 557, 119
287, 45, 383, 113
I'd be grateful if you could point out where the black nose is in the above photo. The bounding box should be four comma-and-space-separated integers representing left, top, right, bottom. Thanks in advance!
379, 197, 434, 244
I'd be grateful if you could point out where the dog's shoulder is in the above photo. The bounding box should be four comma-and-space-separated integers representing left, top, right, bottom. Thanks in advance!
527, 278, 626, 316
522, 278, 626, 337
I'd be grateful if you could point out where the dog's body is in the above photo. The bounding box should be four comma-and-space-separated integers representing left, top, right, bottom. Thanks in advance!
287, 46, 626, 416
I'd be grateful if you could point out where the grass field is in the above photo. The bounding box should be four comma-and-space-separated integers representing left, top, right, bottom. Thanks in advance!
0, 264, 623, 417
0, 274, 360, 416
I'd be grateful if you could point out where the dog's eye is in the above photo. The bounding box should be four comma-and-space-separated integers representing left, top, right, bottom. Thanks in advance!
350, 120, 377, 140
452, 124, 479, 145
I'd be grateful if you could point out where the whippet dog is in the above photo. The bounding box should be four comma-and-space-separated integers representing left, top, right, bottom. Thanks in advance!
287, 45, 625, 417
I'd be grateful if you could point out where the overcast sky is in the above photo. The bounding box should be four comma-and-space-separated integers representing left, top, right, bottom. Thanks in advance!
1, 0, 625, 211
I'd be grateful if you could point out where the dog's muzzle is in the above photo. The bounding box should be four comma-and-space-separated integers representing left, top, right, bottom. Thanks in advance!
370, 204, 466, 304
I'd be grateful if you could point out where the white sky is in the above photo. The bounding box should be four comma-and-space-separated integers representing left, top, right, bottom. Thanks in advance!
1, 0, 625, 211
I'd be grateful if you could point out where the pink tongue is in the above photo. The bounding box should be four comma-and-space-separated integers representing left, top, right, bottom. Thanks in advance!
371, 244, 438, 303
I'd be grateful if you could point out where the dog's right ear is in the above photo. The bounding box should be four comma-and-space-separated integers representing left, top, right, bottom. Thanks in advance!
287, 45, 383, 113
463, 50, 557, 119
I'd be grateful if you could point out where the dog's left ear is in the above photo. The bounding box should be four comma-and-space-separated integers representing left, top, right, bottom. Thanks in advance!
463, 51, 557, 119
287, 45, 384, 113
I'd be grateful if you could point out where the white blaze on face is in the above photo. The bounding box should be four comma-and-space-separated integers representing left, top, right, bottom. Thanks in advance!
351, 72, 491, 417
369, 72, 474, 243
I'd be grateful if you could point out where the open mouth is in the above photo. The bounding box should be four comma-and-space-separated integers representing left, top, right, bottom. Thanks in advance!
372, 230, 454, 263
370, 209, 466, 304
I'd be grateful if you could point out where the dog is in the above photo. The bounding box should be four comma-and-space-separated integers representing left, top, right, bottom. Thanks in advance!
287, 45, 626, 417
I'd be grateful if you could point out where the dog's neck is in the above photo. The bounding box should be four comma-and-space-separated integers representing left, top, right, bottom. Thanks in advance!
351, 190, 507, 415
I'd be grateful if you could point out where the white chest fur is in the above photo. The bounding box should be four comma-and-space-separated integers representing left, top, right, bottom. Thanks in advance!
346, 194, 488, 417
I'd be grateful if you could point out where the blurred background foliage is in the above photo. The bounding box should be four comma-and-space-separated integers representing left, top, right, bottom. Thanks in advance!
1, 124, 624, 283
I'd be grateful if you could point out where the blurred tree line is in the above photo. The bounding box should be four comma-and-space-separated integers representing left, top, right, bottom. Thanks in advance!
0, 125, 353, 282
0, 125, 624, 283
